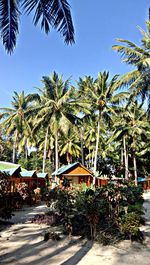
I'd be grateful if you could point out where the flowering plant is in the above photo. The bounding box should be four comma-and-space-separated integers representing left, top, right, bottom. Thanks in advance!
0, 172, 8, 196
16, 182, 29, 200
34, 187, 41, 194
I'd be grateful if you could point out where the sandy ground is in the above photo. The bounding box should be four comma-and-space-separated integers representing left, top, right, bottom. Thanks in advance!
0, 193, 150, 265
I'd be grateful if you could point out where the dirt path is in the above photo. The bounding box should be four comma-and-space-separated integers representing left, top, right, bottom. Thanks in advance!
0, 193, 150, 265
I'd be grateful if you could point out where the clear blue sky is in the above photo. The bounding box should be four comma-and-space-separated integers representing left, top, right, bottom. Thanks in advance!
0, 0, 149, 107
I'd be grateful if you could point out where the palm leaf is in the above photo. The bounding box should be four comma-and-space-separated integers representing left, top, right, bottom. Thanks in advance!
22, 0, 74, 44
50, 0, 75, 44
0, 0, 20, 53
117, 70, 140, 88
115, 38, 148, 55
112, 45, 143, 65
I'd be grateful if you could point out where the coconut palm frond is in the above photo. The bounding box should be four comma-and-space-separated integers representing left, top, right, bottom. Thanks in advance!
22, 0, 74, 44
111, 92, 129, 104
26, 93, 40, 103
112, 45, 143, 65
117, 70, 140, 88
22, 0, 52, 33
115, 38, 148, 55
50, 0, 75, 44
0, 107, 14, 113
0, 0, 20, 53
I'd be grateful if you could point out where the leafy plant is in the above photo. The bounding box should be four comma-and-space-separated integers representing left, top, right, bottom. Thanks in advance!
45, 184, 145, 242
44, 231, 61, 241
120, 212, 143, 242
16, 182, 29, 200
31, 213, 58, 225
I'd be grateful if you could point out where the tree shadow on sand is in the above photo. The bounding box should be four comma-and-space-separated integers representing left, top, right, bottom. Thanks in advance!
60, 240, 93, 265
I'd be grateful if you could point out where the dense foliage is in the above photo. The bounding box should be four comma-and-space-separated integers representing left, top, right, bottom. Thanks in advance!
16, 183, 29, 200
0, 72, 149, 185
0, 172, 13, 219
43, 184, 144, 243
0, 15, 149, 186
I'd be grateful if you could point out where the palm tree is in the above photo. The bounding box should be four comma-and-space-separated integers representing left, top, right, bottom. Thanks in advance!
83, 114, 98, 168
111, 102, 149, 185
112, 19, 150, 110
0, 91, 38, 162
0, 130, 12, 161
59, 126, 81, 163
34, 72, 87, 177
108, 116, 129, 180
78, 72, 128, 184
0, 0, 74, 53
36, 128, 54, 172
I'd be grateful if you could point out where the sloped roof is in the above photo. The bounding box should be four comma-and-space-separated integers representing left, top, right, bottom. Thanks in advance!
137, 177, 147, 182
52, 162, 93, 176
20, 171, 37, 178
0, 161, 27, 172
52, 162, 78, 176
1, 167, 21, 176
0, 161, 20, 170
37, 173, 48, 178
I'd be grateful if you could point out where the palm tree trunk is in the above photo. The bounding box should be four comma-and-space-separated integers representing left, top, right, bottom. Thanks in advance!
80, 128, 84, 165
93, 112, 100, 185
12, 130, 17, 163
123, 135, 128, 180
133, 153, 138, 186
120, 147, 124, 178
66, 152, 70, 164
55, 132, 59, 183
88, 150, 91, 168
133, 137, 138, 186
92, 150, 94, 167
48, 149, 52, 164
121, 147, 123, 165
43, 126, 49, 173
25, 138, 28, 160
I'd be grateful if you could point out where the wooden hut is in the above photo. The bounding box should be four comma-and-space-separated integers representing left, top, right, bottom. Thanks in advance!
147, 175, 150, 190
52, 162, 93, 186
95, 177, 109, 187
20, 171, 37, 190
0, 166, 21, 192
37, 173, 48, 189
137, 175, 150, 190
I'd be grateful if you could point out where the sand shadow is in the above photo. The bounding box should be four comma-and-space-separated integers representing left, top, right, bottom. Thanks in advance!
60, 240, 93, 265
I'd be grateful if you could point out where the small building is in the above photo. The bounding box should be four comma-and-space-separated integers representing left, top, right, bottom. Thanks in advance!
37, 173, 48, 189
20, 171, 38, 190
0, 161, 48, 192
52, 162, 94, 186
20, 171, 48, 191
138, 176, 150, 190
95, 177, 109, 187
147, 175, 150, 190
0, 162, 22, 192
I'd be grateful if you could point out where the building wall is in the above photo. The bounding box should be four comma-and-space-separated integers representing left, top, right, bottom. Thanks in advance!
61, 175, 92, 186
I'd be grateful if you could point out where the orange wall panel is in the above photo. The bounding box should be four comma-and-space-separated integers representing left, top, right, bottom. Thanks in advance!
64, 165, 91, 175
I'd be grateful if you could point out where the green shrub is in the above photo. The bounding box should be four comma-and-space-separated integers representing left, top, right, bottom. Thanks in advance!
45, 184, 145, 243
120, 212, 143, 241
44, 231, 61, 241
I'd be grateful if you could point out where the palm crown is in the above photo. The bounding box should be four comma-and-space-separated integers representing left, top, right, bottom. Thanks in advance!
113, 20, 150, 107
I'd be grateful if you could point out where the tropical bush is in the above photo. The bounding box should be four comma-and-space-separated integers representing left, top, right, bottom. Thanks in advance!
0, 172, 13, 219
45, 183, 145, 242
31, 212, 58, 225
16, 183, 29, 200
120, 212, 144, 242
